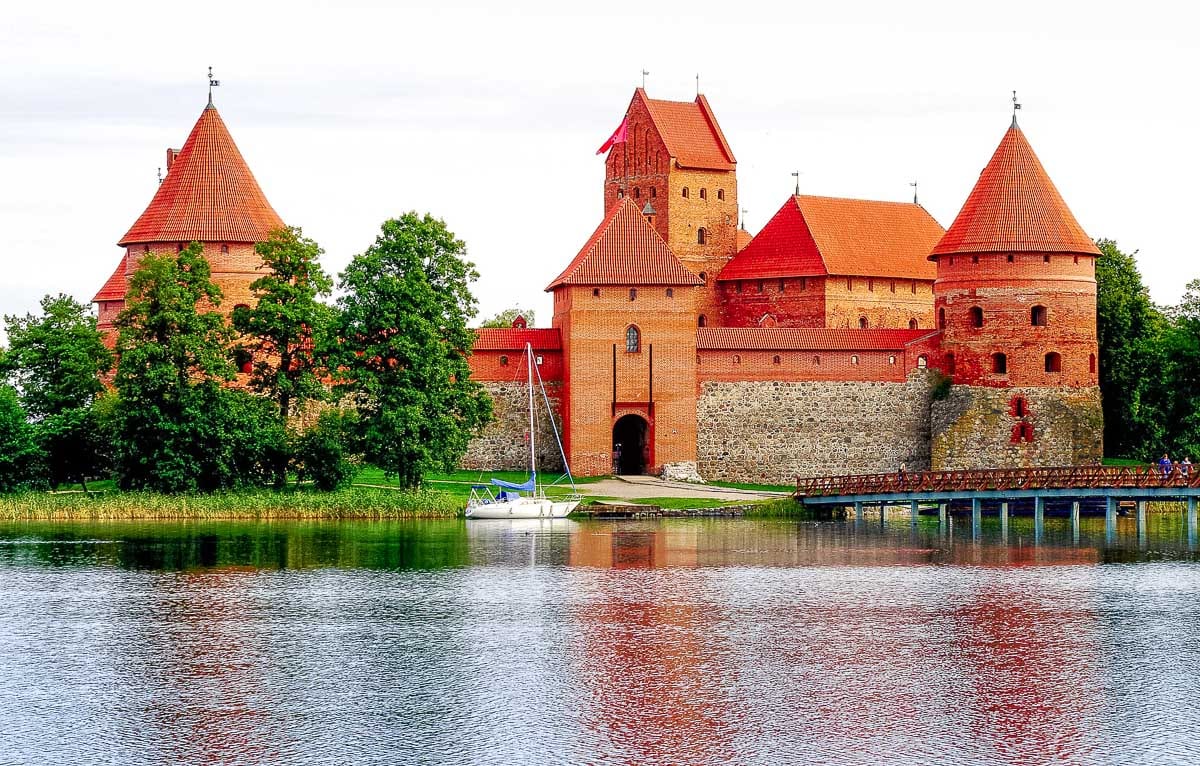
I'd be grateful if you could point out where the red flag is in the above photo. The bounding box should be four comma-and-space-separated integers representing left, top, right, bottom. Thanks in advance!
595, 117, 628, 155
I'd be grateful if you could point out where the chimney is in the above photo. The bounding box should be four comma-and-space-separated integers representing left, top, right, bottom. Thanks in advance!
166, 148, 178, 171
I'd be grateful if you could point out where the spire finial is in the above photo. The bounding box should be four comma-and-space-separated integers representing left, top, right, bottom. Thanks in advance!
695, 73, 700, 96
909, 180, 918, 205
740, 207, 748, 230
157, 167, 163, 185
791, 170, 801, 195
641, 69, 649, 89
208, 66, 221, 106
1011, 90, 1021, 127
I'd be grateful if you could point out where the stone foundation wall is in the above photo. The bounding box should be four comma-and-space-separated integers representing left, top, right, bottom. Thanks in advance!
697, 372, 935, 484
931, 385, 1102, 469
459, 382, 565, 473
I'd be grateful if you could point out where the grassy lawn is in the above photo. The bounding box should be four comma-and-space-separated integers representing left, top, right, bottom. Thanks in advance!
706, 479, 794, 493
354, 467, 603, 488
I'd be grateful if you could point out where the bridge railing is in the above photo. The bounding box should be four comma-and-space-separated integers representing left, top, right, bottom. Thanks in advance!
795, 464, 1199, 498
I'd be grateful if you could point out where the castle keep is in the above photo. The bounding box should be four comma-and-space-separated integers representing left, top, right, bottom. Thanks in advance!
94, 89, 1103, 483
463, 90, 1103, 482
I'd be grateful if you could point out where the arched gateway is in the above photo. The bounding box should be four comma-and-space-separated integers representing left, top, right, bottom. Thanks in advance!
612, 414, 649, 475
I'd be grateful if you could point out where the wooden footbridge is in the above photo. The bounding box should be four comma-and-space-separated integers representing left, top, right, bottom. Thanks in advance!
795, 464, 1200, 542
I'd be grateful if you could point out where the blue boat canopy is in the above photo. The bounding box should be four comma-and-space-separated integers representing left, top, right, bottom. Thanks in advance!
491, 474, 536, 492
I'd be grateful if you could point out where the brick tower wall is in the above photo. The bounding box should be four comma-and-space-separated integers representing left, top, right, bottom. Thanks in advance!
553, 283, 699, 476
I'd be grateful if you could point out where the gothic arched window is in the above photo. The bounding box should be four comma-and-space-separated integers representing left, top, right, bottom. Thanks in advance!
625, 325, 640, 353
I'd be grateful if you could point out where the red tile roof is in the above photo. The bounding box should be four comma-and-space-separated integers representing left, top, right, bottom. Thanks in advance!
546, 197, 702, 289
93, 255, 128, 302
118, 104, 284, 246
637, 89, 735, 171
698, 327, 934, 351
932, 123, 1100, 257
473, 328, 562, 351
718, 195, 943, 281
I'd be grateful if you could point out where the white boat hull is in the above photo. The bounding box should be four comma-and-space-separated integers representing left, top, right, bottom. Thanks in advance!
465, 496, 580, 519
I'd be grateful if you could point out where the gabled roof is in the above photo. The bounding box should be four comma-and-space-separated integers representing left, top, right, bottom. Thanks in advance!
636, 89, 735, 171
119, 104, 284, 246
698, 327, 932, 351
718, 195, 943, 281
931, 122, 1100, 257
546, 197, 702, 289
473, 328, 562, 351
93, 255, 128, 302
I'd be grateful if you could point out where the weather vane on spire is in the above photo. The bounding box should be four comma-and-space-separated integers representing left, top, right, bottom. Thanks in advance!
791, 170, 801, 195
1011, 90, 1021, 126
641, 69, 649, 89
740, 207, 748, 230
157, 167, 163, 185
208, 66, 221, 105
910, 180, 918, 205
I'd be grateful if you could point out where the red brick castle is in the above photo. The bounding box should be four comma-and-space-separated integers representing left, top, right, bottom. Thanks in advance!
94, 89, 1103, 483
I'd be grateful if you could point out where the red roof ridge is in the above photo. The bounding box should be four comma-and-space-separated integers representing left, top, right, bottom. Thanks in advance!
546, 197, 702, 289
118, 103, 284, 246
635, 89, 735, 170
931, 123, 1099, 257
473, 327, 562, 351
93, 255, 128, 303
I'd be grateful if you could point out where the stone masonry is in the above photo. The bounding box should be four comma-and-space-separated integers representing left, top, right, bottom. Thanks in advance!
460, 381, 565, 473
697, 371, 935, 484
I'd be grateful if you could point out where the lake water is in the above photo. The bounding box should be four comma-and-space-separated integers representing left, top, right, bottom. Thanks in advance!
1, 513, 1198, 765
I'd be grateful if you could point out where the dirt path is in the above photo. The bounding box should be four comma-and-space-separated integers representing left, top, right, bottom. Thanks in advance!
581, 476, 788, 502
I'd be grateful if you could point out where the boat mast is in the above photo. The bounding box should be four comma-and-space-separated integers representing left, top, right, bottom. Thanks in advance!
527, 342, 537, 483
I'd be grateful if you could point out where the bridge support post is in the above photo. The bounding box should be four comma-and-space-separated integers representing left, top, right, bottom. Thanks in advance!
971, 498, 981, 540
1034, 497, 1045, 544
938, 502, 947, 528
910, 500, 919, 529
854, 501, 864, 523
1071, 501, 1081, 545
1105, 497, 1117, 544
1188, 497, 1198, 548
1000, 502, 1009, 542
1137, 501, 1147, 548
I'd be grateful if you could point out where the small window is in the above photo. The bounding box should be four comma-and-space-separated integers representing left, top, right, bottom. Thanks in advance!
971, 255, 979, 264
970, 306, 984, 328
1031, 305, 1047, 326
1074, 255, 1080, 264
177, 243, 184, 252
846, 278, 853, 291
143, 245, 150, 253
757, 280, 764, 294
949, 256, 954, 266
736, 281, 742, 294
859, 317, 868, 329
699, 188, 707, 200
633, 187, 640, 198
909, 318, 918, 330
717, 189, 725, 201
1090, 353, 1097, 374
220, 244, 229, 254
1011, 396, 1027, 418
1007, 254, 1014, 263
536, 356, 543, 366
682, 187, 689, 198
1043, 254, 1051, 263
911, 282, 917, 294
945, 353, 956, 375
868, 279, 874, 292
889, 355, 897, 365
699, 271, 707, 283
851, 355, 860, 365
629, 288, 637, 301
800, 277, 807, 290
697, 227, 707, 245
625, 325, 640, 353
917, 355, 928, 368
938, 308, 946, 329
666, 288, 674, 298
773, 355, 781, 365
890, 281, 896, 293
733, 354, 741, 364
992, 353, 1008, 374
1045, 352, 1062, 373
650, 187, 656, 198
593, 288, 600, 297
813, 355, 821, 366
500, 355, 509, 367
779, 279, 786, 292
698, 314, 707, 327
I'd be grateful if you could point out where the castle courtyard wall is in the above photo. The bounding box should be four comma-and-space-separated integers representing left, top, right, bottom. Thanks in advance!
460, 381, 566, 473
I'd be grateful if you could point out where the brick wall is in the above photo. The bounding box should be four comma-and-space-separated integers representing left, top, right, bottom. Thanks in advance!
697, 348, 912, 383
697, 372, 935, 483
719, 276, 826, 327
467, 349, 564, 383
553, 282, 699, 476
824, 276, 935, 329
931, 385, 1103, 469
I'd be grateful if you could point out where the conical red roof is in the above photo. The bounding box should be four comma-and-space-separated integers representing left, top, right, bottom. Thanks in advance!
546, 197, 702, 289
931, 122, 1099, 257
118, 104, 283, 246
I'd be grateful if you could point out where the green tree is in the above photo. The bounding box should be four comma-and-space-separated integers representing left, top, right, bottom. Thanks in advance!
0, 385, 44, 492
1094, 239, 1165, 459
332, 212, 492, 488
1, 294, 114, 489
232, 226, 334, 486
1157, 279, 1200, 459
479, 307, 536, 328
112, 243, 243, 492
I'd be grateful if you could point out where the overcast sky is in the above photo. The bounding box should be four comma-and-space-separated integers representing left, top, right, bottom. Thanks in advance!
2, 0, 1195, 338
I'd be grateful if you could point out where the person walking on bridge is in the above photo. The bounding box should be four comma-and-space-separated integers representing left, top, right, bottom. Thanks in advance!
1159, 453, 1172, 478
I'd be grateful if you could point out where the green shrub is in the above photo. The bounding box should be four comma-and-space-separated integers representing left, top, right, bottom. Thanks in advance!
296, 410, 359, 491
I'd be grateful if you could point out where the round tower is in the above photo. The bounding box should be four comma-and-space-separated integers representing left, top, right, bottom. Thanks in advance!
929, 114, 1102, 468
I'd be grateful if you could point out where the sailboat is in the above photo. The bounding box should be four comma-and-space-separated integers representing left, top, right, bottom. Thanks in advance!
465, 342, 581, 519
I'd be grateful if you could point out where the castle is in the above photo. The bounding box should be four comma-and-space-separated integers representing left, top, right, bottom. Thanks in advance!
94, 88, 1103, 484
